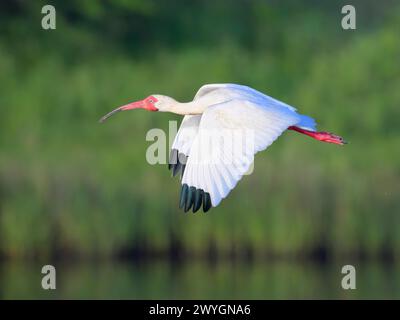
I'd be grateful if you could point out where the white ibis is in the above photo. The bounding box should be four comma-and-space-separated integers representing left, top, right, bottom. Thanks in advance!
100, 83, 346, 213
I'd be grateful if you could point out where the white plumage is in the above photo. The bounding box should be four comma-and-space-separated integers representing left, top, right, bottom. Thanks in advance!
171, 84, 316, 209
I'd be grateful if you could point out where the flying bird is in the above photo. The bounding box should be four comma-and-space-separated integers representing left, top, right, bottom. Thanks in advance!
100, 83, 346, 213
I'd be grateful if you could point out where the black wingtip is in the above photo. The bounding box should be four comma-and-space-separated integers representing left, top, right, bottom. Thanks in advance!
179, 184, 188, 209
169, 149, 188, 178
172, 162, 182, 177
192, 189, 203, 213
179, 184, 211, 213
184, 186, 196, 212
168, 149, 178, 171
203, 192, 212, 212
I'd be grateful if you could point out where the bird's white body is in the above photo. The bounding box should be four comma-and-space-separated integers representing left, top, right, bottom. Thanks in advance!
168, 84, 316, 209
101, 83, 345, 213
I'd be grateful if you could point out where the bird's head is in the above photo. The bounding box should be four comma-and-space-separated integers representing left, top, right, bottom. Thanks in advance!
99, 95, 177, 123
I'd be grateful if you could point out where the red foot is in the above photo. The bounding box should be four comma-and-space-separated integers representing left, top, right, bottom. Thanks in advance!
288, 126, 347, 145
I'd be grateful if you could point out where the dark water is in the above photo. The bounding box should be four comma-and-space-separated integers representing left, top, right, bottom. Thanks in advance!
0, 260, 398, 299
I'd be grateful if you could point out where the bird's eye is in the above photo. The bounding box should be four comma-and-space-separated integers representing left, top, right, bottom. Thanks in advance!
149, 99, 154, 103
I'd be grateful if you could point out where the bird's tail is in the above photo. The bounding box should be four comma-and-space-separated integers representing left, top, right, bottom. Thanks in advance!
296, 114, 317, 131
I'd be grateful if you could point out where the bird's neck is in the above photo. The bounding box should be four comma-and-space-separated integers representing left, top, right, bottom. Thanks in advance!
169, 96, 215, 115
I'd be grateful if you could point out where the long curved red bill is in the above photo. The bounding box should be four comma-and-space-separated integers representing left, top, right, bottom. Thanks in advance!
99, 100, 145, 123
99, 107, 123, 123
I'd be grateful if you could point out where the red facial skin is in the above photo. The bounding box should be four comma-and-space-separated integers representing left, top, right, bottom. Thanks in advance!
120, 95, 158, 112
288, 126, 347, 145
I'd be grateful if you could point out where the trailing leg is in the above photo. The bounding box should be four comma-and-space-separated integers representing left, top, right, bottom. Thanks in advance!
288, 126, 347, 145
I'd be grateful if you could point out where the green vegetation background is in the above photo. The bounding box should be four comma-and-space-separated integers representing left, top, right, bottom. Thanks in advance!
0, 0, 399, 262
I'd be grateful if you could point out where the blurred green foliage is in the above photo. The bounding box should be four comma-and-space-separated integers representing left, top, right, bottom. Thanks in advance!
0, 0, 399, 261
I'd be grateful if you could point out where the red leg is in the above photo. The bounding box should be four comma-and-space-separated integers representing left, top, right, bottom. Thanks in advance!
288, 126, 347, 145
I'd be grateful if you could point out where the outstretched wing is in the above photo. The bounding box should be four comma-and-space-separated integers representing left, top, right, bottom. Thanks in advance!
194, 83, 298, 112
168, 115, 201, 178
193, 84, 229, 100
179, 99, 300, 212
